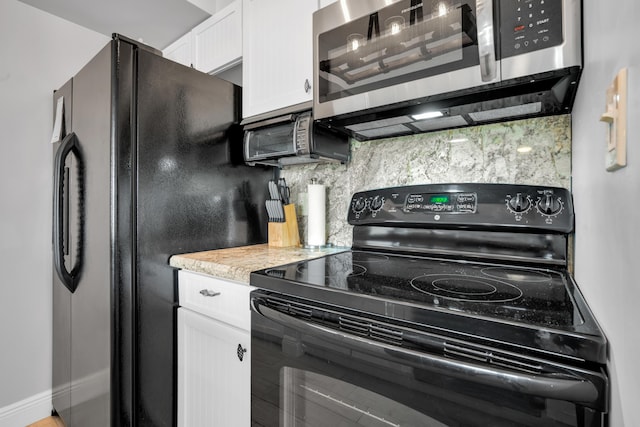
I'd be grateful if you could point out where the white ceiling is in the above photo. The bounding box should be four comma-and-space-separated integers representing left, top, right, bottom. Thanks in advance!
19, 0, 211, 49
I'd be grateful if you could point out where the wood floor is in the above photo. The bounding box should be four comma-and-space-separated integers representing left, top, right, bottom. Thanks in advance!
27, 415, 65, 427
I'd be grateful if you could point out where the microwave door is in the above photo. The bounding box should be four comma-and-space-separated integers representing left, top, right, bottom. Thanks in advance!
313, 0, 500, 121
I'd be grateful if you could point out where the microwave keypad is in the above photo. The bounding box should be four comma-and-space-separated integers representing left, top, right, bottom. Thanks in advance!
500, 0, 564, 58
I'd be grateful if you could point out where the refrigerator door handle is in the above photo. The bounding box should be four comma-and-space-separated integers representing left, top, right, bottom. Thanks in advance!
53, 132, 84, 293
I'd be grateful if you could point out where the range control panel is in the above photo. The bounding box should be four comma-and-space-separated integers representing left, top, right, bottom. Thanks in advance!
348, 183, 574, 233
500, 0, 564, 59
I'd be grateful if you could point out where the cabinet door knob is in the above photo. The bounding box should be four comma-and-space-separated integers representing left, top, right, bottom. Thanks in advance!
237, 344, 247, 362
304, 79, 311, 93
199, 289, 221, 297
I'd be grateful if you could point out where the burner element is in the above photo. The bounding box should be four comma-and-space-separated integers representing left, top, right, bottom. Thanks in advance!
410, 274, 524, 303
295, 261, 366, 279
432, 278, 497, 296
350, 251, 390, 263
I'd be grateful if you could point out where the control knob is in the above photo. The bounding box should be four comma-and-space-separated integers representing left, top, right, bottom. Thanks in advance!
352, 197, 366, 214
536, 192, 563, 216
370, 195, 384, 212
507, 192, 531, 213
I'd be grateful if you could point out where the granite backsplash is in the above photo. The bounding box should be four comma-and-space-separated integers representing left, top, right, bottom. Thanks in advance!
280, 115, 572, 247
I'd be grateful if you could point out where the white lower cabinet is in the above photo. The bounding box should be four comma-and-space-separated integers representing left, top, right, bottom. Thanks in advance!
177, 270, 252, 427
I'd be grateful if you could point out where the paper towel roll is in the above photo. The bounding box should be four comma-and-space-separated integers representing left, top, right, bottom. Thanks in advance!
307, 181, 326, 246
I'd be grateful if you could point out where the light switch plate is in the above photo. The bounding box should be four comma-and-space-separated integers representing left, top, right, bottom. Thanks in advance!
600, 68, 628, 172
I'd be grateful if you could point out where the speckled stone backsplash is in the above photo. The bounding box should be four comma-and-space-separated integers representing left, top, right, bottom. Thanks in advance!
281, 115, 572, 247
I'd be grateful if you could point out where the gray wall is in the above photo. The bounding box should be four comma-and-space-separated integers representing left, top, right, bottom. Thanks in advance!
0, 1, 107, 424
572, 1, 640, 426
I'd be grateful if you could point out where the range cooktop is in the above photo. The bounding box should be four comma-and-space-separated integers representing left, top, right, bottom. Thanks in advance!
252, 250, 605, 365
267, 251, 575, 327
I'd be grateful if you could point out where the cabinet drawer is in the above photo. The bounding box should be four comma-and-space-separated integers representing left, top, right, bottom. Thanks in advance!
178, 270, 253, 331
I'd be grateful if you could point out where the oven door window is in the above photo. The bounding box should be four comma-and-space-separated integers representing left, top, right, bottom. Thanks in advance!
251, 305, 604, 426
317, 0, 481, 104
280, 368, 445, 426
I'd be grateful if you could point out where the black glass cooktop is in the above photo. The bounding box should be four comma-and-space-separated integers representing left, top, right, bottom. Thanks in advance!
253, 249, 607, 363
262, 250, 578, 329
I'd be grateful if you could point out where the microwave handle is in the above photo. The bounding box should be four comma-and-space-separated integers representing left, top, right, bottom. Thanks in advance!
476, 0, 497, 82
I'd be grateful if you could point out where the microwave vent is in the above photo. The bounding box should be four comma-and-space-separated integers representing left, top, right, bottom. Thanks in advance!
413, 115, 468, 132
468, 102, 542, 122
345, 116, 413, 132
353, 124, 414, 139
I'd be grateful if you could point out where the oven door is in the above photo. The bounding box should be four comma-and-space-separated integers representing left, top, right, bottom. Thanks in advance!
251, 292, 607, 427
313, 0, 499, 120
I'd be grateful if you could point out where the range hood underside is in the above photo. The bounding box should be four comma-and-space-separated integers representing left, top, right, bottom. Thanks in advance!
315, 67, 581, 141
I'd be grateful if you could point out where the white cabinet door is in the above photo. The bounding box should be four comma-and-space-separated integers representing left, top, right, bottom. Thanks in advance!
163, 32, 193, 67
242, 0, 319, 118
178, 308, 251, 427
193, 1, 243, 74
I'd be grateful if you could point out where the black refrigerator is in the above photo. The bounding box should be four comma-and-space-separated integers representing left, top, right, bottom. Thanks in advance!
52, 34, 272, 426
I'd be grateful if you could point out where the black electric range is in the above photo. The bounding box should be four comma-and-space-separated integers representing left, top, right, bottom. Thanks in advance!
250, 183, 608, 425
252, 183, 606, 364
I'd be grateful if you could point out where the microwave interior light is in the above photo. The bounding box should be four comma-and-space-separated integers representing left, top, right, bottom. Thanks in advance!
385, 16, 405, 35
412, 111, 444, 120
437, 2, 448, 16
347, 33, 364, 52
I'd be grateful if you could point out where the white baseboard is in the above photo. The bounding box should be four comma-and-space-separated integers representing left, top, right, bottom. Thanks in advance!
0, 390, 52, 427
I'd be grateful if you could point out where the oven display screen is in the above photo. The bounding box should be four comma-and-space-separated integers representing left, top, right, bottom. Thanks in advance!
404, 192, 477, 213
429, 195, 450, 204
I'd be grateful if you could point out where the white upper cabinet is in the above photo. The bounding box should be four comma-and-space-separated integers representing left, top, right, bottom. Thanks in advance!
242, 0, 319, 118
163, 32, 193, 67
162, 0, 242, 75
193, 1, 242, 74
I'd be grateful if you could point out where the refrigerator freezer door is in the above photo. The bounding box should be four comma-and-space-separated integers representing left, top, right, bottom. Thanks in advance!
68, 42, 113, 426
52, 78, 73, 424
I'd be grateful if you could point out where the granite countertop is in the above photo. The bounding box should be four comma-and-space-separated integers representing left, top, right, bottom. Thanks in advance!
169, 244, 347, 284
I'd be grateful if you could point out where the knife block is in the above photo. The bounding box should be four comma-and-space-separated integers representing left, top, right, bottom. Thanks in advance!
268, 204, 301, 247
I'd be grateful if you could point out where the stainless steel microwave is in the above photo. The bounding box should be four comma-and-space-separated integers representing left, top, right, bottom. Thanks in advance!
313, 0, 582, 140
243, 108, 349, 166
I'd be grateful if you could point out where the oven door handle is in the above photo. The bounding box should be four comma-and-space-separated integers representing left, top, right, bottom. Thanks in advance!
252, 299, 606, 411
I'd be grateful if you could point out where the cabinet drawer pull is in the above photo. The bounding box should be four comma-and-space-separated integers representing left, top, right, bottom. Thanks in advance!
199, 289, 221, 297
